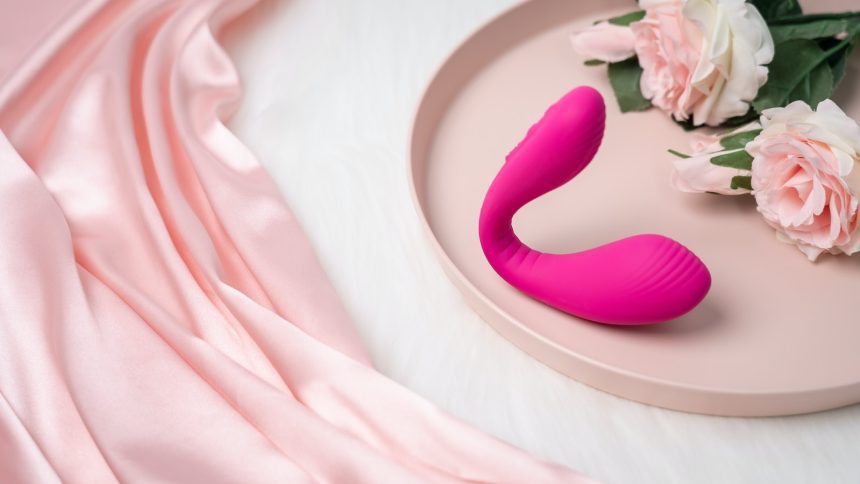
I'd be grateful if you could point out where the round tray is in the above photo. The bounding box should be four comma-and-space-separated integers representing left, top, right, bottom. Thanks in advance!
408, 0, 860, 416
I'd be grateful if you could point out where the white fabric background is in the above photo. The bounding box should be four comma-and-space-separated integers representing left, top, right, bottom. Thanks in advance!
222, 1, 860, 482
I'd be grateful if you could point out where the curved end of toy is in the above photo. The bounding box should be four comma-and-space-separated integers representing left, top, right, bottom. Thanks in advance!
504, 86, 606, 189
586, 235, 711, 325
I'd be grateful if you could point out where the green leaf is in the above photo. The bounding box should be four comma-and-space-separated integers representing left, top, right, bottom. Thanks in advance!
607, 57, 651, 113
711, 150, 754, 170
766, 13, 860, 67
673, 117, 700, 131
770, 18, 857, 44
721, 109, 760, 128
767, 12, 860, 26
667, 149, 690, 159
607, 10, 646, 26
805, 60, 835, 104
719, 129, 762, 150
584, 59, 606, 66
730, 176, 753, 190
829, 41, 856, 87
769, 17, 860, 44
752, 39, 835, 112
674, 110, 758, 130
748, 0, 802, 22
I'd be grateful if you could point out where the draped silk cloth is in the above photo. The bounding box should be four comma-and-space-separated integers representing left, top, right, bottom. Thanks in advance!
0, 0, 592, 482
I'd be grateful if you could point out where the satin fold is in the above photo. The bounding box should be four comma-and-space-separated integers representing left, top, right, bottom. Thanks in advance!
0, 0, 592, 482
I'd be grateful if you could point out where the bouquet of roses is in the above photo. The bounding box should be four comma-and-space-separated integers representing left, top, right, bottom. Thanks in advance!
572, 0, 860, 260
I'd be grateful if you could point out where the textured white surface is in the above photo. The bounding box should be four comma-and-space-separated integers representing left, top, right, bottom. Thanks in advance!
222, 2, 860, 482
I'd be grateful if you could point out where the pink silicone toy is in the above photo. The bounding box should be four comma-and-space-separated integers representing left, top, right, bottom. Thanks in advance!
479, 86, 711, 325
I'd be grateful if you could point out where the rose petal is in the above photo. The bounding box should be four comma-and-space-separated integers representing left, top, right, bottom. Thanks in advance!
672, 149, 750, 195
570, 22, 636, 63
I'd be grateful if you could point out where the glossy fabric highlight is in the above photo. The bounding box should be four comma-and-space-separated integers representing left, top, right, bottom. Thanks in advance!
0, 0, 591, 482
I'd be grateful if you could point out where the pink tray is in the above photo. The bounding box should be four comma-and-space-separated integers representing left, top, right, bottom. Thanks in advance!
408, 0, 860, 416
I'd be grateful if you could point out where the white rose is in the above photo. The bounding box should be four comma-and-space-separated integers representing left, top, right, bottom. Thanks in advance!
683, 0, 775, 126
571, 0, 774, 126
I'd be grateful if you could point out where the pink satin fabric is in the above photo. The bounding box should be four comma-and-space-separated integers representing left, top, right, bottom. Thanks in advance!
0, 0, 592, 482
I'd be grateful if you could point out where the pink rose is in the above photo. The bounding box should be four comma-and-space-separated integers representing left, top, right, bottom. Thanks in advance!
748, 100, 860, 260
631, 1, 705, 122
571, 0, 774, 126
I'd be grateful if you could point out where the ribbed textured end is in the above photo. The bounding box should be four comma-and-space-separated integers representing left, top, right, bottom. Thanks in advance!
626, 238, 709, 298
